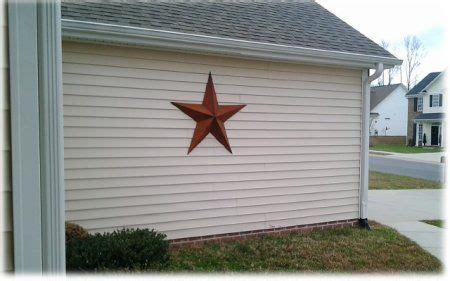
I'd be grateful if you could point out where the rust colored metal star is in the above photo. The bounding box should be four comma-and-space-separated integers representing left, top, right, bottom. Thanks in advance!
172, 73, 246, 154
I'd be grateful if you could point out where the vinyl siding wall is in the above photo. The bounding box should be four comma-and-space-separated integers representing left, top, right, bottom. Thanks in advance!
370, 87, 408, 136
62, 42, 362, 239
422, 75, 445, 114
1, 1, 13, 272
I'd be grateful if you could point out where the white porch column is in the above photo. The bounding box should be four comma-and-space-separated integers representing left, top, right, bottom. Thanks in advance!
8, 1, 43, 272
8, 0, 65, 273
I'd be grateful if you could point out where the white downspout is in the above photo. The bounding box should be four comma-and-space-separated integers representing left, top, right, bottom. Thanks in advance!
360, 62, 384, 228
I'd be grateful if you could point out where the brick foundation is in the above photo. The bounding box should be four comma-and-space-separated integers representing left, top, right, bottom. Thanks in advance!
169, 219, 359, 249
370, 136, 406, 145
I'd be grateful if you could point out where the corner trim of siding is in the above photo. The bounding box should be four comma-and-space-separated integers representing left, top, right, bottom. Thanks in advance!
61, 19, 403, 69
37, 1, 66, 272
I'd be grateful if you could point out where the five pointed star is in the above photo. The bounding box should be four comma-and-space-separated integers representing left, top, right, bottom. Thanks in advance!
171, 73, 246, 154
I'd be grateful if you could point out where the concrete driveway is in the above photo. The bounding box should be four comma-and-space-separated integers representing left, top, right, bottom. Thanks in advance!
369, 189, 445, 261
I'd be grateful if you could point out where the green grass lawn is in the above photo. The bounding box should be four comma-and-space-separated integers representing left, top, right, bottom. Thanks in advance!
167, 222, 441, 272
421, 220, 445, 228
371, 144, 443, 154
369, 171, 443, 190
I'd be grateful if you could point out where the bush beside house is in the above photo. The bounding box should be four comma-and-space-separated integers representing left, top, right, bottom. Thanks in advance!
66, 223, 169, 272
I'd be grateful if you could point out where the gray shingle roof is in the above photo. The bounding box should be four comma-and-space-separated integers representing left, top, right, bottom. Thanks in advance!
405, 72, 441, 97
414, 113, 444, 121
370, 84, 406, 110
61, 0, 395, 58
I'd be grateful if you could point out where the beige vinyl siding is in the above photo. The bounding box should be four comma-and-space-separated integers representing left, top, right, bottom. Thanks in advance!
1, 1, 13, 272
62, 42, 362, 239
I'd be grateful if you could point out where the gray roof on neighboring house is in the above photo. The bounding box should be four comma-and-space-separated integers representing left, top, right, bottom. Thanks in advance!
61, 0, 395, 58
414, 113, 445, 121
370, 84, 406, 110
405, 72, 441, 97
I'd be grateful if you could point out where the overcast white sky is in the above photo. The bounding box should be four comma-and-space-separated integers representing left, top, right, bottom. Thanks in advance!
317, 0, 448, 85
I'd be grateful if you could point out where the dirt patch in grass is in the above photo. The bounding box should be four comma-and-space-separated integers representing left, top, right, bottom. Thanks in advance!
421, 220, 444, 228
369, 171, 443, 190
167, 222, 441, 273
371, 144, 443, 154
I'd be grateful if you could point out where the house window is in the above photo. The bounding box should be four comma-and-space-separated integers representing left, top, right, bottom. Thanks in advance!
417, 97, 423, 112
430, 94, 440, 107
439, 94, 443, 106
418, 123, 423, 145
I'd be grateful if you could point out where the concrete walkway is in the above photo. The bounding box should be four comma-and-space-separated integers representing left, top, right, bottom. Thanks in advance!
369, 189, 445, 261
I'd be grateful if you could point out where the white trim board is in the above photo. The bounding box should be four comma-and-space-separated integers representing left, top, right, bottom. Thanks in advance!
37, 1, 66, 272
8, 1, 43, 272
8, 0, 65, 273
61, 19, 402, 69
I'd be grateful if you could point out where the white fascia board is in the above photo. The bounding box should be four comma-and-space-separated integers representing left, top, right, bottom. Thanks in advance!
61, 19, 402, 69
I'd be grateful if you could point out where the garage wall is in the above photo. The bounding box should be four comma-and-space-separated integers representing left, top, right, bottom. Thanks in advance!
1, 1, 13, 272
62, 42, 362, 239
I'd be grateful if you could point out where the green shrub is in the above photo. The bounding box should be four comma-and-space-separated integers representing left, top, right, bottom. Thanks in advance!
66, 222, 89, 244
66, 228, 169, 272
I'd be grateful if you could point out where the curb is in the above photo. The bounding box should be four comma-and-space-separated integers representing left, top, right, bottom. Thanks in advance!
369, 150, 392, 156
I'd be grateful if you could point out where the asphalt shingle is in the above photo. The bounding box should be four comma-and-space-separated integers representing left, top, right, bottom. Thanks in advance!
61, 0, 395, 58
405, 72, 442, 97
370, 84, 406, 110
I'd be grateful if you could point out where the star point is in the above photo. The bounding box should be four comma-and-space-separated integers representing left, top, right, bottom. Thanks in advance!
172, 73, 246, 154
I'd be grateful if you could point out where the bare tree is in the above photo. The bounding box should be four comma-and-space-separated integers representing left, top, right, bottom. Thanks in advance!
387, 65, 401, 85
377, 40, 390, 86
376, 40, 401, 86
403, 35, 424, 90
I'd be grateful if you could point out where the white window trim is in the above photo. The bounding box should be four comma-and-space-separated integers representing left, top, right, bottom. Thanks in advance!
417, 97, 423, 112
418, 123, 423, 145
431, 94, 440, 107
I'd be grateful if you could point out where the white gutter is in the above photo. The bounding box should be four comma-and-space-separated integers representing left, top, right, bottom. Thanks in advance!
61, 19, 402, 69
360, 62, 384, 228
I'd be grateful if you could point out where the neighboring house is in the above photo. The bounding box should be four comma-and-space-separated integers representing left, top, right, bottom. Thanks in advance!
3, 0, 401, 272
370, 84, 408, 136
405, 72, 446, 147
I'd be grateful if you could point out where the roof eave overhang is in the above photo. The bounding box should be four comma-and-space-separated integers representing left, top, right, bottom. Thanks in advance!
406, 93, 425, 98
61, 19, 403, 69
414, 119, 444, 123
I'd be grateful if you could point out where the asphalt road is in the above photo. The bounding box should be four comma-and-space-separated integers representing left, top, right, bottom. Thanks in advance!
369, 156, 445, 182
